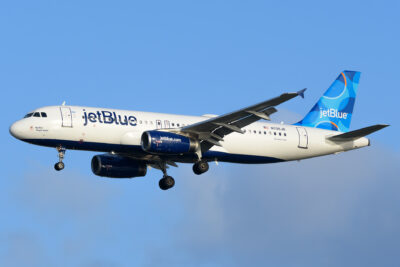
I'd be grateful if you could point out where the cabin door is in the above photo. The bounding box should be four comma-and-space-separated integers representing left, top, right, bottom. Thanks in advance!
60, 107, 73, 127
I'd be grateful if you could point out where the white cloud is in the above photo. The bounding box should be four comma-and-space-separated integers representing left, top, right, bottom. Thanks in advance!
2, 145, 399, 267
160, 145, 400, 266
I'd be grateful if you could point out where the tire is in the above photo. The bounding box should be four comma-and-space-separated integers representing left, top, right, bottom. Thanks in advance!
159, 176, 175, 190
193, 164, 202, 175
193, 161, 209, 175
54, 162, 64, 171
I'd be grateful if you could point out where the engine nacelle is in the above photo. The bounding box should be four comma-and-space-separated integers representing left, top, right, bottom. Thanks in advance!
91, 154, 147, 178
141, 131, 199, 154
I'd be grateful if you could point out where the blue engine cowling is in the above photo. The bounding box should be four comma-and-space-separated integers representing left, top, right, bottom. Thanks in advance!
141, 131, 199, 154
91, 154, 147, 178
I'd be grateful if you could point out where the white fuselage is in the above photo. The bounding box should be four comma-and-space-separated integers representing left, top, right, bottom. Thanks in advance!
9, 105, 369, 164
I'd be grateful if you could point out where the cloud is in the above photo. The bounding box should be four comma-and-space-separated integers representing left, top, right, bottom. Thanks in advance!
152, 145, 400, 267
2, 144, 399, 267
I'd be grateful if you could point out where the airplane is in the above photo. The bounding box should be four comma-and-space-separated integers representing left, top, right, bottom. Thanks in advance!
9, 71, 388, 190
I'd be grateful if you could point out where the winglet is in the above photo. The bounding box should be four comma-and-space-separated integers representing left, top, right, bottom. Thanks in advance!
297, 88, 306, 99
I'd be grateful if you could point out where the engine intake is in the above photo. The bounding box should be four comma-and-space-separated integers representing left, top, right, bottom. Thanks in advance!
141, 131, 198, 154
91, 154, 147, 178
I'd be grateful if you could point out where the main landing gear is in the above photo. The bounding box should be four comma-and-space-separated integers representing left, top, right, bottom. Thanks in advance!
193, 160, 209, 175
158, 162, 175, 190
54, 146, 66, 171
157, 160, 209, 190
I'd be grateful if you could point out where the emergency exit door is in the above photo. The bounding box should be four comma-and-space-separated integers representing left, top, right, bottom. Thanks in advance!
296, 127, 308, 149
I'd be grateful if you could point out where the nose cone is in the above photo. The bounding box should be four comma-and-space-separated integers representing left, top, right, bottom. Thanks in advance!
10, 121, 25, 140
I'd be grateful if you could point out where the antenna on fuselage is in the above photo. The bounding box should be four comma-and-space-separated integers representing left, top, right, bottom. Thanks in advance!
62, 101, 66, 106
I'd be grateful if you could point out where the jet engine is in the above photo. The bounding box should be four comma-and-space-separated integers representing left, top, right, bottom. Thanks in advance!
91, 154, 147, 178
141, 130, 199, 154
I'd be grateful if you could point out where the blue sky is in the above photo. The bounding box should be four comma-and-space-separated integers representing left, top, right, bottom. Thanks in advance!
1, 1, 399, 266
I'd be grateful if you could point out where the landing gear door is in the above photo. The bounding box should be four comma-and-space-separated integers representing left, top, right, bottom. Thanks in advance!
60, 107, 73, 127
296, 127, 308, 149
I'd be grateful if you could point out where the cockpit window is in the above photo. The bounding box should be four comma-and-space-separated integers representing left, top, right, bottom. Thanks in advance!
24, 112, 47, 118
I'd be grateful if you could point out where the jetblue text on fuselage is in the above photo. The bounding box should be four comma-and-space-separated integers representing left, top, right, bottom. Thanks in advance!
319, 108, 348, 119
83, 110, 137, 126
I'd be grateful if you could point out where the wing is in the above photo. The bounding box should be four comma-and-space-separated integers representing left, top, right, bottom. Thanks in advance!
180, 89, 306, 152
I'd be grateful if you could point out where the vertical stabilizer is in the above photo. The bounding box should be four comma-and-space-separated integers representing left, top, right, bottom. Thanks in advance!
295, 71, 360, 132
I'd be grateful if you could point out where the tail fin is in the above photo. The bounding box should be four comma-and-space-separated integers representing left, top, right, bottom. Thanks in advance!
295, 71, 360, 132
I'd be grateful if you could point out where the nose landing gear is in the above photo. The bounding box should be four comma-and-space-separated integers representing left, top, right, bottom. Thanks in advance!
54, 161, 65, 171
54, 146, 66, 171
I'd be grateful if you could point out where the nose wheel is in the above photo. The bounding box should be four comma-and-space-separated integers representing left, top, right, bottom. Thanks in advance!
54, 161, 65, 171
54, 146, 66, 171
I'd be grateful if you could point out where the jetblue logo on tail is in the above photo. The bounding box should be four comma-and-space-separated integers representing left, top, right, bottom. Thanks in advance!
319, 108, 348, 119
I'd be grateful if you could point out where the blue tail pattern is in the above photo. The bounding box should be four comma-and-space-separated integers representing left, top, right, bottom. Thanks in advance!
295, 71, 360, 132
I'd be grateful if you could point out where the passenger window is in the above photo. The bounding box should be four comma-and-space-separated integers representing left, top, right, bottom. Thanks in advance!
279, 132, 281, 136
177, 123, 180, 127
24, 113, 33, 118
41, 112, 47, 117
259, 131, 261, 134
172, 123, 175, 127
139, 120, 142, 124
274, 132, 276, 135
33, 112, 40, 117
253, 130, 256, 134
284, 133, 287, 136
264, 131, 266, 135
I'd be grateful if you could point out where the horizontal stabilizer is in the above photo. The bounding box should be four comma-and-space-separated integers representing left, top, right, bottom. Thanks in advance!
327, 124, 389, 142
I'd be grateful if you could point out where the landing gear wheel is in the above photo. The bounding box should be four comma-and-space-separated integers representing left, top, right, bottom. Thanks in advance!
54, 146, 66, 171
54, 161, 65, 171
193, 161, 209, 175
159, 176, 175, 190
